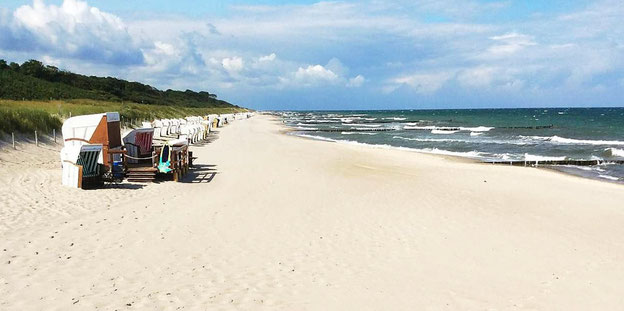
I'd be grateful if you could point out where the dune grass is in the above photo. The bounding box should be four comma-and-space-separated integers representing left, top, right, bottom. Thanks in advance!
0, 99, 247, 134
0, 106, 62, 134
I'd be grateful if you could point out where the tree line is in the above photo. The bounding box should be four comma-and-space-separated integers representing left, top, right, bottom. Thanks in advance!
0, 59, 237, 109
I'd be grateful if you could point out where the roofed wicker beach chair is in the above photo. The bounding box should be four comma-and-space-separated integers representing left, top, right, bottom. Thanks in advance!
123, 128, 155, 165
61, 144, 104, 189
60, 112, 126, 187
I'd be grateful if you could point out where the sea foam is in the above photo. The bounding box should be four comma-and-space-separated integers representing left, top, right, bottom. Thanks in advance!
598, 175, 620, 181
431, 129, 459, 134
524, 154, 567, 161
523, 135, 624, 146
604, 148, 624, 158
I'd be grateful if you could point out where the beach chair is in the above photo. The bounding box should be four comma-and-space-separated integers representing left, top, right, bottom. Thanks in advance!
123, 128, 155, 164
60, 112, 125, 187
61, 144, 103, 189
162, 119, 171, 135
152, 120, 163, 140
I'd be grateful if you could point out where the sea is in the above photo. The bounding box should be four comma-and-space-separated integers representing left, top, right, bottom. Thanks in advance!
278, 108, 624, 183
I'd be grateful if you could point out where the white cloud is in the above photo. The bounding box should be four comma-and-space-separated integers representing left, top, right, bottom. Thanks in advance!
291, 64, 340, 86
487, 32, 537, 55
153, 41, 176, 56
347, 75, 365, 87
259, 53, 276, 62
222, 56, 244, 73
3, 0, 143, 65
41, 55, 61, 67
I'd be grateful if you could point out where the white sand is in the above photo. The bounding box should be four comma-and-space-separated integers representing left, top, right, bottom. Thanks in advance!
1, 115, 624, 310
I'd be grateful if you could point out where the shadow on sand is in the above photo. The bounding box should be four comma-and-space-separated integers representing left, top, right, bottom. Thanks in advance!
100, 183, 147, 190
182, 164, 218, 183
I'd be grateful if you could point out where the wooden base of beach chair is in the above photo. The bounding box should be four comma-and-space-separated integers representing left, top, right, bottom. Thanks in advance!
127, 167, 157, 183
188, 151, 197, 167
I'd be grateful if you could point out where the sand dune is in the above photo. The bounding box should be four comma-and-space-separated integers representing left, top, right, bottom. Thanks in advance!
1, 115, 624, 310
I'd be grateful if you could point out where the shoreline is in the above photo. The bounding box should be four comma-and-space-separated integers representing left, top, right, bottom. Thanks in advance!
276, 116, 624, 186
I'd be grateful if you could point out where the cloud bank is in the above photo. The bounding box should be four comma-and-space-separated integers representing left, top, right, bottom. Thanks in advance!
1, 0, 143, 65
0, 0, 623, 109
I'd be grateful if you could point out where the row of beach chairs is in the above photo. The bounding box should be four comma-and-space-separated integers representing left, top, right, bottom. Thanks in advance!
60, 112, 253, 189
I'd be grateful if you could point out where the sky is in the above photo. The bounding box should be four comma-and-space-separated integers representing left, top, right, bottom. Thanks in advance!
0, 0, 623, 110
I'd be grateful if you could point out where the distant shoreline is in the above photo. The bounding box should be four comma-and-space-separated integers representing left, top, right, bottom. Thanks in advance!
273, 112, 624, 186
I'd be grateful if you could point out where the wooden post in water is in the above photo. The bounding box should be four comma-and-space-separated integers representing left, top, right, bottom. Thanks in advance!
12, 132, 15, 149
35, 130, 38, 146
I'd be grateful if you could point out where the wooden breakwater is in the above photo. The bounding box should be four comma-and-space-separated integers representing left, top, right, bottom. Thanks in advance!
499, 125, 553, 130
487, 159, 624, 166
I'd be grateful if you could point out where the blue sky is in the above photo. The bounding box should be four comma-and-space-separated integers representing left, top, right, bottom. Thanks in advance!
1, 0, 623, 110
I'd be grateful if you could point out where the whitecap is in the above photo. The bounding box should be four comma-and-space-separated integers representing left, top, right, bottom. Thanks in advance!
598, 175, 620, 181
347, 124, 382, 127
550, 136, 624, 146
431, 129, 459, 134
524, 153, 567, 161
520, 135, 624, 146
604, 148, 624, 157
384, 117, 407, 121
459, 126, 494, 132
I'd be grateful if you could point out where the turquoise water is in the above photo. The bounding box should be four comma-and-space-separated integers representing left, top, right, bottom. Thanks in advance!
279, 108, 624, 183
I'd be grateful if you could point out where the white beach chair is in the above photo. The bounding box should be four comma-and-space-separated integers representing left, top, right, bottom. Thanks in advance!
61, 144, 103, 189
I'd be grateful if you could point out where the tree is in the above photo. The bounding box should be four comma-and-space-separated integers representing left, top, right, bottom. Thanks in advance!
20, 60, 45, 78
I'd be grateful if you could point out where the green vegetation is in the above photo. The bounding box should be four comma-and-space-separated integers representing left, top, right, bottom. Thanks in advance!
0, 59, 237, 108
0, 99, 245, 134
0, 58, 248, 134
0, 106, 62, 134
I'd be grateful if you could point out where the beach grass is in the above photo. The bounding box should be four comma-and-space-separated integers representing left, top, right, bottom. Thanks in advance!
0, 99, 247, 134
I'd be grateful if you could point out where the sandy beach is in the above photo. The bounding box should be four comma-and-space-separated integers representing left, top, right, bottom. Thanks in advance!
1, 114, 624, 310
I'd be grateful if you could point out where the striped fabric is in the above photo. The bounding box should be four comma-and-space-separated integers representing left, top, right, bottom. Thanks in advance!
76, 150, 100, 177
136, 132, 154, 154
